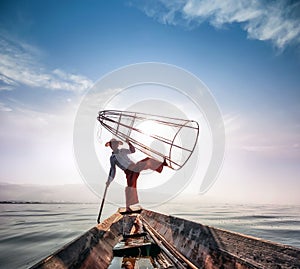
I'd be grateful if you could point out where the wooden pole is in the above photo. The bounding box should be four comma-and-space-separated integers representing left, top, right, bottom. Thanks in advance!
97, 184, 108, 224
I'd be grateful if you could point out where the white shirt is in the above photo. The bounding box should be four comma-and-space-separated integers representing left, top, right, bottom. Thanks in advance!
107, 144, 135, 183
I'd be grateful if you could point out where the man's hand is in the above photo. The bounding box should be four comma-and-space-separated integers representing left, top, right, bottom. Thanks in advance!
126, 138, 136, 153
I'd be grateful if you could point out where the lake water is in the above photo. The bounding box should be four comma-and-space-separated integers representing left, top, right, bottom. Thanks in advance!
0, 202, 299, 268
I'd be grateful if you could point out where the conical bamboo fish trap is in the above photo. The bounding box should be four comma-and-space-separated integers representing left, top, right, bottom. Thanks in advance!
97, 110, 199, 170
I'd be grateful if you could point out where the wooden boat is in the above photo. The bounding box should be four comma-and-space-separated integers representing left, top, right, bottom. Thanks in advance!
30, 208, 300, 269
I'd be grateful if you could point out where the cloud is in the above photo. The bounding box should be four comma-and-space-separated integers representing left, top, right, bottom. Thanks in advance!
0, 102, 12, 112
0, 34, 93, 92
0, 103, 83, 185
132, 0, 300, 49
225, 114, 300, 158
242, 144, 297, 155
240, 135, 300, 158
223, 113, 240, 134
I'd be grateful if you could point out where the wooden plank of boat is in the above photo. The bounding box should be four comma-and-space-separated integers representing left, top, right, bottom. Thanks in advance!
141, 210, 300, 269
30, 212, 123, 269
30, 209, 300, 269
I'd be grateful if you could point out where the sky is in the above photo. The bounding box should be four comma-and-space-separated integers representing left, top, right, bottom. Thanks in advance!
0, 0, 300, 205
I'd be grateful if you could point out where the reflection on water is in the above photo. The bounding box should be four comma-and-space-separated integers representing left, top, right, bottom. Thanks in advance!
0, 202, 299, 269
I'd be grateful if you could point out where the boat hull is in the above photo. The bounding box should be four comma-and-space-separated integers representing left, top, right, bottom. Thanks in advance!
141, 210, 300, 269
30, 209, 300, 269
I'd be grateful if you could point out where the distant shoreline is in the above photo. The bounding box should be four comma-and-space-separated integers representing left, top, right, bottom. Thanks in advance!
0, 201, 98, 204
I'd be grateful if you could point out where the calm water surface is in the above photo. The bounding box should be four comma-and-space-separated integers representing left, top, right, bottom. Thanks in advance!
0, 203, 299, 268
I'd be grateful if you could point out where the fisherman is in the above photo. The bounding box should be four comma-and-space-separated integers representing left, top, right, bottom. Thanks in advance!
105, 138, 167, 211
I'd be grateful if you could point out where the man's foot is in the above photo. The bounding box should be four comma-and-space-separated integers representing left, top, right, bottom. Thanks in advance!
156, 163, 163, 173
155, 158, 168, 173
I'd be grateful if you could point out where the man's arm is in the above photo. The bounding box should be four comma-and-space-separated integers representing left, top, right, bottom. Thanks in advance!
106, 156, 116, 186
126, 138, 135, 153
